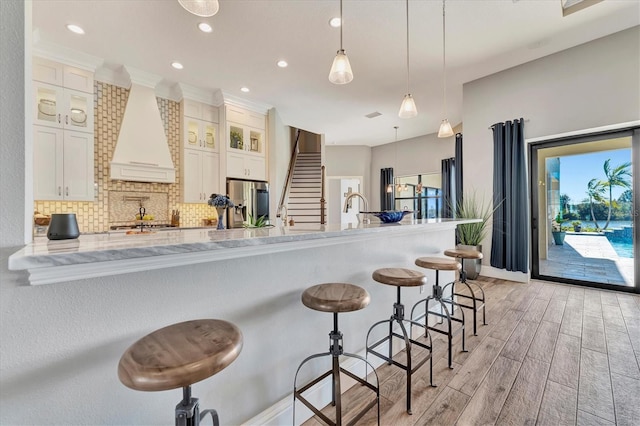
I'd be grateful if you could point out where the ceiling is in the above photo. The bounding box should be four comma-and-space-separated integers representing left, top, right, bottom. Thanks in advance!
32, 0, 639, 146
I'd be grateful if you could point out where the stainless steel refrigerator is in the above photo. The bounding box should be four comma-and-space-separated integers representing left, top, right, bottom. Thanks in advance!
226, 179, 270, 228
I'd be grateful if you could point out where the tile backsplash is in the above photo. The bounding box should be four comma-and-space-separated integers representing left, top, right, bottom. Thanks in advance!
34, 81, 220, 234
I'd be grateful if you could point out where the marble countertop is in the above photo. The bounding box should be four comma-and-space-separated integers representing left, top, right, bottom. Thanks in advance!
10, 218, 479, 285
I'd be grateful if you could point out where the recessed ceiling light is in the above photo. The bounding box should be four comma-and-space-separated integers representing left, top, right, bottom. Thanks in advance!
277, 60, 288, 68
66, 24, 85, 35
171, 62, 184, 70
198, 22, 213, 33
240, 87, 250, 93
329, 17, 341, 28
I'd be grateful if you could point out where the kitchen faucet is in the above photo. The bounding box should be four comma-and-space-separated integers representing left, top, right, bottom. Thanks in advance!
343, 192, 370, 223
277, 205, 288, 226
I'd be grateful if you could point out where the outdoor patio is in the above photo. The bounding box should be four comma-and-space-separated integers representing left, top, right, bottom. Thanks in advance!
540, 233, 634, 286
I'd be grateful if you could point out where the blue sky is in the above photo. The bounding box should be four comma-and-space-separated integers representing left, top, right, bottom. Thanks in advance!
559, 148, 632, 204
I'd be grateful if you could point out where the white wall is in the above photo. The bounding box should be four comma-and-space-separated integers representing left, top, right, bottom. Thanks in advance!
268, 107, 292, 219
325, 144, 371, 198
370, 134, 456, 211
463, 26, 640, 281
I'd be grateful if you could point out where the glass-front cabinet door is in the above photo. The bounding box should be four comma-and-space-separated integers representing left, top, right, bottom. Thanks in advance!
34, 83, 93, 134
229, 124, 245, 152
34, 83, 63, 128
65, 89, 93, 133
249, 128, 264, 155
185, 118, 217, 152
228, 123, 265, 156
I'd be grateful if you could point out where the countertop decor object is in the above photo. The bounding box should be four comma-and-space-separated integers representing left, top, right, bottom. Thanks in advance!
365, 211, 413, 223
208, 194, 234, 230
34, 212, 50, 226
47, 213, 80, 240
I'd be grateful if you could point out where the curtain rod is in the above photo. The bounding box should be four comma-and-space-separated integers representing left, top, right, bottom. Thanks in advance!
488, 118, 530, 130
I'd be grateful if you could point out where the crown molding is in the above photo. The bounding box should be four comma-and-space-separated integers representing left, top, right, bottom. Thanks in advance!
32, 30, 102, 71
220, 90, 272, 115
177, 83, 222, 106
123, 66, 163, 89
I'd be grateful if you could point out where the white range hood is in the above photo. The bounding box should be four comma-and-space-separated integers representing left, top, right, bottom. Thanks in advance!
110, 83, 176, 183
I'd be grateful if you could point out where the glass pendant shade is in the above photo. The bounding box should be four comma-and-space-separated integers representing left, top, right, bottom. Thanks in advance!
386, 184, 393, 193
398, 94, 417, 119
438, 119, 454, 138
329, 50, 354, 84
178, 0, 220, 17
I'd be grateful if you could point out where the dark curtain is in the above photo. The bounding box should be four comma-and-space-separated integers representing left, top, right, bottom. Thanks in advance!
380, 167, 394, 210
455, 133, 463, 214
441, 158, 454, 218
490, 119, 528, 273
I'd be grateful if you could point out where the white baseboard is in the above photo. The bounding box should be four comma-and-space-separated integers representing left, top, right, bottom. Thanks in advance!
481, 265, 530, 283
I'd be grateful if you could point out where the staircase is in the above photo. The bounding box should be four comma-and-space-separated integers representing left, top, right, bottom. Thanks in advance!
287, 152, 323, 224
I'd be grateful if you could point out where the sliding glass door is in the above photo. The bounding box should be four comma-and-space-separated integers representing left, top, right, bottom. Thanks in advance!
530, 129, 638, 293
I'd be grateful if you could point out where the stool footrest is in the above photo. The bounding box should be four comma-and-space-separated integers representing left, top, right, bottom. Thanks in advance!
445, 298, 486, 312
294, 360, 379, 426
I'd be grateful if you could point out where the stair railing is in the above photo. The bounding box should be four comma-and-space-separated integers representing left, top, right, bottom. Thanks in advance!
320, 165, 326, 225
277, 129, 301, 221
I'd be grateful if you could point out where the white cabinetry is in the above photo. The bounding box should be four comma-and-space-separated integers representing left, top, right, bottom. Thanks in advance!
32, 57, 95, 201
225, 105, 266, 181
181, 99, 221, 203
33, 126, 94, 201
183, 99, 218, 152
227, 152, 266, 180
183, 150, 220, 203
33, 57, 94, 135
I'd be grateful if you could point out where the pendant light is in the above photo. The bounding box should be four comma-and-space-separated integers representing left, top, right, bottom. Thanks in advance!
398, 0, 417, 118
329, 0, 354, 84
178, 0, 220, 17
387, 126, 399, 193
438, 0, 454, 138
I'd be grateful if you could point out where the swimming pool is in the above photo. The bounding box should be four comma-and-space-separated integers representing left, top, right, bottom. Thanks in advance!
610, 240, 634, 258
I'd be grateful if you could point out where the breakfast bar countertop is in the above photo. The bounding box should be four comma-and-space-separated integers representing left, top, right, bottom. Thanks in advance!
9, 218, 478, 285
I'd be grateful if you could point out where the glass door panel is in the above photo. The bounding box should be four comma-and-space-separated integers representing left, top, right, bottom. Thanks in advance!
531, 133, 636, 290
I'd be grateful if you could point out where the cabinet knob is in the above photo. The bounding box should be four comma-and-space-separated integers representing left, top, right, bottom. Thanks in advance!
65, 115, 69, 125
65, 187, 69, 196
58, 114, 61, 124
58, 186, 62, 196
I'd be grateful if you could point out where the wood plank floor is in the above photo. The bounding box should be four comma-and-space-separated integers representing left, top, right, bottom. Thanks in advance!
302, 277, 640, 426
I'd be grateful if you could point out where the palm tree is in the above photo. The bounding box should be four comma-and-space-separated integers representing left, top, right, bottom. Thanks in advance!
586, 178, 605, 229
601, 159, 631, 229
560, 193, 571, 216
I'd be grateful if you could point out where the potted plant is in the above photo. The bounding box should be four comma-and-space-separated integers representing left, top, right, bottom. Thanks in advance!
455, 193, 497, 280
572, 220, 582, 232
551, 214, 566, 245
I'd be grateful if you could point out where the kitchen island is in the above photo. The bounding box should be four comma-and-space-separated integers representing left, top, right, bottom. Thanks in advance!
10, 219, 478, 286
7, 218, 477, 425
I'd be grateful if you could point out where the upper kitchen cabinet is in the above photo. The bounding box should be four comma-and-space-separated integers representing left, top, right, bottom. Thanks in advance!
32, 57, 94, 135
181, 99, 221, 203
226, 106, 266, 157
183, 99, 218, 152
226, 105, 267, 181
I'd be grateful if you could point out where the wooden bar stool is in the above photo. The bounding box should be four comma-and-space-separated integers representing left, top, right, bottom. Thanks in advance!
293, 283, 380, 426
118, 319, 242, 426
443, 248, 487, 335
411, 257, 467, 369
365, 268, 435, 415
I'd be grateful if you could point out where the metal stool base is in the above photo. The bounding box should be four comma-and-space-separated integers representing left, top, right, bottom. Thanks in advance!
442, 269, 487, 335
175, 386, 219, 426
366, 287, 435, 415
293, 313, 380, 426
410, 270, 468, 369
